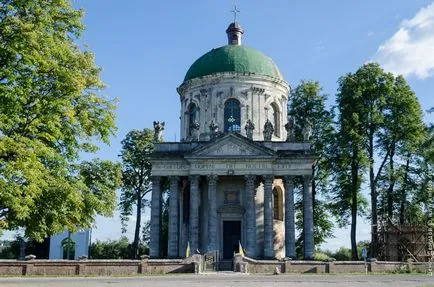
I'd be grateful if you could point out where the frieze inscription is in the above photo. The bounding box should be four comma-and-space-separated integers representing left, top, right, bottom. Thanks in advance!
153, 163, 189, 170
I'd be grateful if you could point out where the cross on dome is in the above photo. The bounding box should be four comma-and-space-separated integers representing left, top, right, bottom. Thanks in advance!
230, 5, 240, 23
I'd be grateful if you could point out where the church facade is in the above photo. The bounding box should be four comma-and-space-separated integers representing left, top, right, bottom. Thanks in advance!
149, 22, 316, 260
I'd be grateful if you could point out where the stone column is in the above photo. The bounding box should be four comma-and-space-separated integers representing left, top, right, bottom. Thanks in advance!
168, 176, 179, 258
207, 175, 218, 252
150, 176, 161, 258
263, 175, 274, 259
245, 175, 257, 258
189, 175, 200, 253
303, 175, 314, 259
284, 176, 296, 258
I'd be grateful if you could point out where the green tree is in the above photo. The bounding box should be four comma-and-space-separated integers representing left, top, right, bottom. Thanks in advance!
89, 236, 148, 259
332, 70, 371, 260
289, 81, 335, 255
0, 0, 118, 240
119, 129, 154, 259
376, 76, 425, 227
331, 63, 427, 260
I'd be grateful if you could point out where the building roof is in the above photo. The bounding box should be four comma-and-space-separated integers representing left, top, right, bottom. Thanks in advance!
183, 45, 283, 83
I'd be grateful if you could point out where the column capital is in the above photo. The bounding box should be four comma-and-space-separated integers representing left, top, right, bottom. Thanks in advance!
189, 175, 200, 184
244, 174, 256, 183
207, 174, 218, 185
263, 175, 274, 185
303, 175, 313, 186
151, 176, 161, 184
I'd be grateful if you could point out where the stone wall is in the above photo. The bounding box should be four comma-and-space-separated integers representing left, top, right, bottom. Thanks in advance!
0, 259, 194, 276
0, 258, 431, 276
234, 256, 432, 274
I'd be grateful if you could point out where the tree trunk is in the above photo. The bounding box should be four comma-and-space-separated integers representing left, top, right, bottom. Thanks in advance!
369, 135, 378, 259
387, 146, 395, 221
311, 166, 316, 246
351, 155, 359, 260
133, 190, 142, 259
399, 157, 410, 225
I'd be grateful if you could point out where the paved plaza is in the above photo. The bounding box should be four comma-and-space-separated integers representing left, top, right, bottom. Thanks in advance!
0, 274, 433, 287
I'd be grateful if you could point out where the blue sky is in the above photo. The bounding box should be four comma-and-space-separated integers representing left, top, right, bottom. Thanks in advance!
4, 0, 434, 251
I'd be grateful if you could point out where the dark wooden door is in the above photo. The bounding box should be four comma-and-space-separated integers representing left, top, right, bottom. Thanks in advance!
223, 220, 241, 259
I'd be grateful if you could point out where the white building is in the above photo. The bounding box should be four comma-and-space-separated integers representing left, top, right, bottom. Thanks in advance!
149, 22, 315, 264
49, 229, 90, 260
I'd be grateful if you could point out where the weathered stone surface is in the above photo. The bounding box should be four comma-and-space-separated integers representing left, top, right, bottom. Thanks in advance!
150, 177, 161, 258
303, 175, 314, 259
284, 176, 296, 258
263, 175, 274, 259
189, 175, 200, 253
244, 175, 257, 258
168, 176, 179, 257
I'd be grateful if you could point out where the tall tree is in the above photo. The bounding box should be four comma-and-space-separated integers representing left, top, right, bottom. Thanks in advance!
119, 129, 154, 259
376, 75, 425, 227
333, 71, 371, 260
289, 81, 335, 253
349, 63, 394, 258
0, 0, 118, 240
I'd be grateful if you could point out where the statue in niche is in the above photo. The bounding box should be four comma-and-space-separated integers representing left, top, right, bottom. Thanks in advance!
190, 120, 200, 141
244, 119, 255, 140
302, 118, 313, 141
209, 120, 219, 139
285, 117, 296, 142
263, 119, 274, 141
153, 121, 165, 143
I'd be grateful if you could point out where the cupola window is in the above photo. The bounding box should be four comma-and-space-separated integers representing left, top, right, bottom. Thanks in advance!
188, 103, 199, 136
268, 103, 281, 137
224, 99, 241, 132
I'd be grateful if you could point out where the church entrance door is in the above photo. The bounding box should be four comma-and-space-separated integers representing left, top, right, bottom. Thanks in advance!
222, 220, 241, 259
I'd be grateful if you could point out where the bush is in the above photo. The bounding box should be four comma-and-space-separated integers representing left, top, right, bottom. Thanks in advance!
314, 251, 330, 261
89, 236, 148, 259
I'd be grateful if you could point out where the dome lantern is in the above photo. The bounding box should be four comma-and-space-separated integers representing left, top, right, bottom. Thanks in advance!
226, 22, 244, 45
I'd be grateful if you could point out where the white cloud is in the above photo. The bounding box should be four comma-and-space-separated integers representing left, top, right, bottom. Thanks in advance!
373, 2, 434, 79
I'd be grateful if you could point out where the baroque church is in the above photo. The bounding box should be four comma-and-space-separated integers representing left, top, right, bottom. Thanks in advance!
149, 21, 315, 261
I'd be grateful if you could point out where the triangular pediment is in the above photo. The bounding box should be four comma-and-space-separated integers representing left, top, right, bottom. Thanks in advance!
189, 133, 275, 158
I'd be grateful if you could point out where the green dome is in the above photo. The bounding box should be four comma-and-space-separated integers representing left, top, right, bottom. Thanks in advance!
184, 45, 283, 82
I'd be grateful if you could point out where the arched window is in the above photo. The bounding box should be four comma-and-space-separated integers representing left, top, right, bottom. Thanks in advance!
224, 99, 241, 133
267, 103, 280, 137
188, 103, 199, 136
61, 237, 75, 260
272, 188, 283, 221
